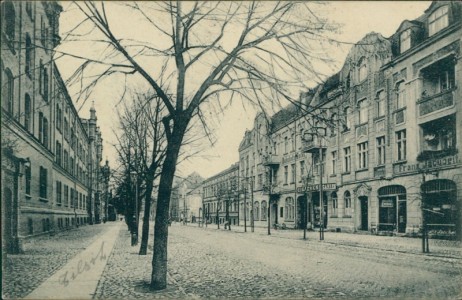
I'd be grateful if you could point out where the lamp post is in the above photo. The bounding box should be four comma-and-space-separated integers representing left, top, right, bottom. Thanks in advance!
102, 160, 110, 222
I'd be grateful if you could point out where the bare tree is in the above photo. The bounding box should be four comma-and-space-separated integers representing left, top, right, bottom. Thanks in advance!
62, 1, 337, 290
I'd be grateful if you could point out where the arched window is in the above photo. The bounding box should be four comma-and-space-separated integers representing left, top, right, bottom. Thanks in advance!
261, 201, 267, 220
4, 68, 14, 115
25, 33, 32, 76
331, 192, 338, 216
344, 191, 351, 216
285, 197, 294, 221
284, 136, 288, 153
254, 201, 260, 221
359, 58, 367, 82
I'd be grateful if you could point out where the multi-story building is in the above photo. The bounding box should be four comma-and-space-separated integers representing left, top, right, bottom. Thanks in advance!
1, 1, 106, 254
202, 163, 239, 226
213, 1, 462, 239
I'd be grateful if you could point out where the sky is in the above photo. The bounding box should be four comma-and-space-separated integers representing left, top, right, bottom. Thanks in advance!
57, 1, 431, 180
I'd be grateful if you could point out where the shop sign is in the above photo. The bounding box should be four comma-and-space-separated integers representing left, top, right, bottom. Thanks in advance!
394, 155, 460, 175
381, 199, 394, 208
296, 183, 337, 193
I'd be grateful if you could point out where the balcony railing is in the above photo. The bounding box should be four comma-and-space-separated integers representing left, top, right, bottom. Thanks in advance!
261, 154, 281, 166
418, 89, 454, 116
301, 136, 326, 153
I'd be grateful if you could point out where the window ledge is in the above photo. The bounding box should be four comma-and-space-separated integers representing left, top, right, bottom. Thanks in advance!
393, 107, 407, 114
341, 172, 351, 175
393, 160, 407, 165
355, 168, 368, 173
25, 194, 32, 200
342, 215, 352, 218
330, 174, 337, 178
330, 215, 338, 218
39, 197, 48, 202
373, 116, 385, 122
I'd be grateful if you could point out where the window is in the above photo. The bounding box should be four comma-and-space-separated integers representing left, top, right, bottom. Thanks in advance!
64, 185, 69, 207
63, 150, 68, 170
358, 142, 368, 169
280, 207, 284, 218
56, 104, 62, 131
344, 191, 351, 216
359, 58, 367, 82
25, 163, 31, 196
396, 130, 407, 161
285, 197, 294, 221
331, 151, 337, 175
400, 29, 411, 53
331, 192, 338, 216
40, 16, 46, 45
376, 136, 386, 165
396, 82, 406, 109
358, 99, 368, 124
273, 141, 277, 155
39, 166, 48, 199
42, 67, 48, 101
291, 133, 295, 152
377, 91, 385, 117
56, 181, 62, 205
258, 174, 262, 188
3, 2, 15, 43
24, 94, 31, 131
284, 166, 288, 184
343, 107, 351, 131
38, 112, 43, 142
261, 201, 267, 220
25, 2, 33, 19
429, 6, 449, 36
56, 141, 62, 165
343, 147, 351, 173
254, 201, 260, 221
43, 117, 49, 148
4, 68, 14, 115
25, 34, 32, 77
284, 136, 288, 153
300, 161, 305, 178
313, 151, 325, 176
290, 164, 295, 183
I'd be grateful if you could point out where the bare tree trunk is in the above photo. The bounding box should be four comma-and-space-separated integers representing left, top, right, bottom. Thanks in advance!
139, 175, 154, 255
151, 120, 187, 290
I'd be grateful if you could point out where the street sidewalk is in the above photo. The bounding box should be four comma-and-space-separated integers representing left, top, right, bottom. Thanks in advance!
25, 222, 122, 300
185, 222, 462, 258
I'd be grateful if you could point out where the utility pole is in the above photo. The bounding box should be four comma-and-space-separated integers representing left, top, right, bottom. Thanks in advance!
244, 182, 247, 232
319, 142, 324, 241
250, 178, 254, 233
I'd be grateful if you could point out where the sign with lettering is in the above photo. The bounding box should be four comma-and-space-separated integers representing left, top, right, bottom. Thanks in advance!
296, 183, 337, 193
393, 155, 460, 175
381, 199, 394, 208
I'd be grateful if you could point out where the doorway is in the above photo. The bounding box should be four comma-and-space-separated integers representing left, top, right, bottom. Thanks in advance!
359, 196, 368, 231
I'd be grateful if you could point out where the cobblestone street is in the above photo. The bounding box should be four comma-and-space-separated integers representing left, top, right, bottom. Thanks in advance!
96, 222, 462, 299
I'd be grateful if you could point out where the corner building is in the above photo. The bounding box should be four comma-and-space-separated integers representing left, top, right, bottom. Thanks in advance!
213, 1, 461, 239
1, 1, 106, 254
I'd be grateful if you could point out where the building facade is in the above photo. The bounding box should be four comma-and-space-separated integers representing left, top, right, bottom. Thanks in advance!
208, 1, 462, 239
202, 163, 240, 226
1, 1, 106, 254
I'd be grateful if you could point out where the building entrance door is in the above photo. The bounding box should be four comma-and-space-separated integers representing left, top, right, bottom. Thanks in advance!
359, 196, 368, 231
297, 196, 307, 229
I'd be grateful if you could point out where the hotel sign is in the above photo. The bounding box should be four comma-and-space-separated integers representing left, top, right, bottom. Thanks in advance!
296, 183, 337, 193
394, 155, 460, 175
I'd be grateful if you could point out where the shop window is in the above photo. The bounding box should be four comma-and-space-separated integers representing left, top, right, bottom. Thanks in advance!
428, 5, 449, 36
422, 179, 458, 237
378, 185, 407, 232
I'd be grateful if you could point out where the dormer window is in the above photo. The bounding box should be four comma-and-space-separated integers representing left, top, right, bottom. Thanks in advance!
429, 5, 449, 36
400, 29, 411, 53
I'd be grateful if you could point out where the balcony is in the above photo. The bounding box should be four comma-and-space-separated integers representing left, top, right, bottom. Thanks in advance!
417, 148, 458, 162
301, 136, 326, 153
418, 89, 454, 117
261, 154, 281, 166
